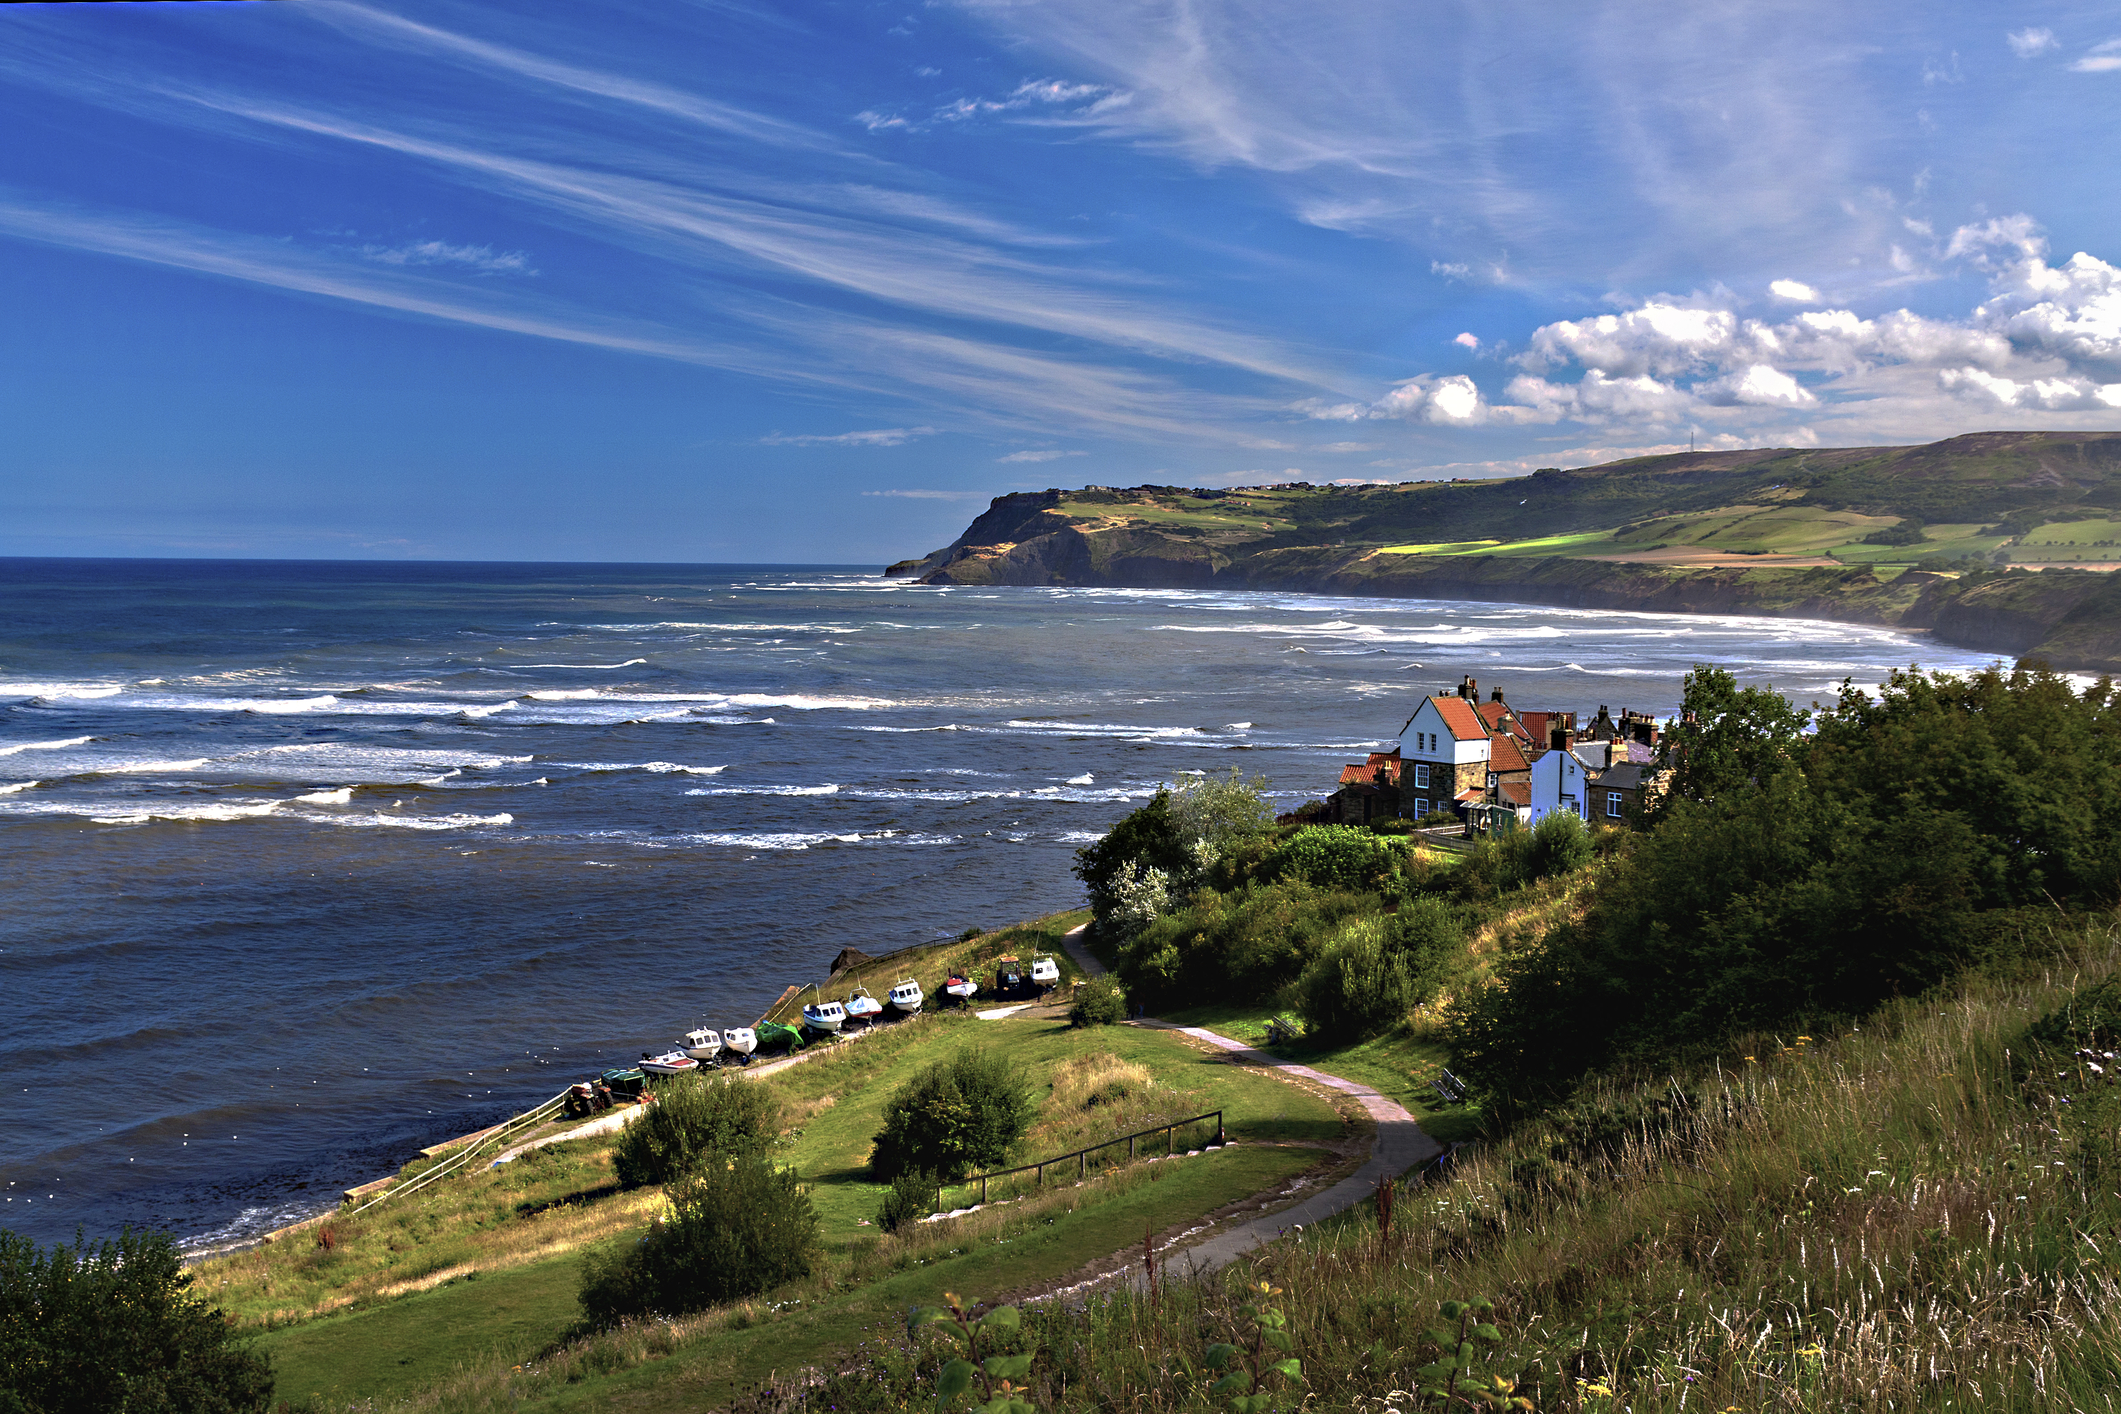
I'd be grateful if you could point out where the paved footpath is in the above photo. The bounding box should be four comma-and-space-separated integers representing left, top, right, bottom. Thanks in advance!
1056, 925, 1443, 1282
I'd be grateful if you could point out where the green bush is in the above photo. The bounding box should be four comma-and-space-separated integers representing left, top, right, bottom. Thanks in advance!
1525, 810, 1594, 878
1069, 976, 1127, 1027
579, 1156, 818, 1320
613, 1073, 783, 1188
1294, 899, 1465, 1038
870, 1048, 1034, 1182
0, 1226, 274, 1414
876, 1170, 941, 1232
1294, 916, 1414, 1037
1116, 881, 1381, 1012
1267, 825, 1404, 892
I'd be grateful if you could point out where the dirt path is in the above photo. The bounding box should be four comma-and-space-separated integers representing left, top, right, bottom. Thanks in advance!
1047, 923, 1443, 1287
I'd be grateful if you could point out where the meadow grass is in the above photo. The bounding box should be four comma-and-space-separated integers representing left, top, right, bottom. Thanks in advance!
246, 1005, 1345, 1409
768, 919, 2121, 1414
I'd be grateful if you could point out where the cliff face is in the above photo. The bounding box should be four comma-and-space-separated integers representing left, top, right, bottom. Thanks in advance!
888, 438, 2121, 674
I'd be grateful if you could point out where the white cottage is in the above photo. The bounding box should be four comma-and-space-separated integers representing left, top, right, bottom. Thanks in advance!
1525, 745, 1598, 825
1396, 692, 1491, 817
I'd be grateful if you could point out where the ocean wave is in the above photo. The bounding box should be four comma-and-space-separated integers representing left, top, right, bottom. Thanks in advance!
859, 724, 963, 733
553, 761, 728, 776
293, 787, 353, 805
303, 811, 514, 831
993, 720, 1210, 739
526, 690, 892, 710
1058, 831, 1105, 843
90, 801, 286, 824
457, 701, 518, 719
512, 659, 650, 668
0, 780, 39, 795
0, 682, 125, 700
683, 783, 841, 797
0, 736, 96, 757
668, 828, 956, 851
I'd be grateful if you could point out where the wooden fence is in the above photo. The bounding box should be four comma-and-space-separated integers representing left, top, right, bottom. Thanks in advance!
946, 1110, 1225, 1207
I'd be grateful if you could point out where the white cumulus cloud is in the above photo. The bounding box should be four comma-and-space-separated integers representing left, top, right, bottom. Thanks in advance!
2008, 27, 2058, 58
1769, 279, 1820, 302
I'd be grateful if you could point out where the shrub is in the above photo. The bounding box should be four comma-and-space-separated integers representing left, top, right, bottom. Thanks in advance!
1525, 810, 1594, 879
870, 1048, 1034, 1182
1267, 825, 1404, 892
0, 1227, 274, 1414
579, 1155, 818, 1320
1295, 916, 1414, 1037
876, 1170, 941, 1233
1069, 975, 1127, 1026
613, 1074, 783, 1188
1118, 881, 1381, 1011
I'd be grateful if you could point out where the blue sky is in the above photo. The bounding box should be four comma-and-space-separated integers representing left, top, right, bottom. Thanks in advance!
2, 0, 2118, 562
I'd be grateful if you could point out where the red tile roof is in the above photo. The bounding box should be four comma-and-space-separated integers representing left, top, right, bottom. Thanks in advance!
1431, 696, 1487, 741
1499, 781, 1532, 806
1489, 736, 1531, 774
1338, 764, 1373, 786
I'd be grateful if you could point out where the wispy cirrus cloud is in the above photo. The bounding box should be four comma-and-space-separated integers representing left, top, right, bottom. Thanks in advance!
762, 426, 936, 446
2068, 39, 2121, 73
860, 487, 988, 498
996, 448, 1086, 462
355, 239, 535, 274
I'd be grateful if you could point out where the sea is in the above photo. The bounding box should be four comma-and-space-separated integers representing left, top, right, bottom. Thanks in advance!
0, 558, 2006, 1253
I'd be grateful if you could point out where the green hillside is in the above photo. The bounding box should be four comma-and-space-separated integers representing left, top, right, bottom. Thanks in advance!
888, 432, 2121, 671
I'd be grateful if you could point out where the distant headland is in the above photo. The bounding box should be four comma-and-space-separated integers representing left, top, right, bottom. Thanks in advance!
887, 431, 2121, 673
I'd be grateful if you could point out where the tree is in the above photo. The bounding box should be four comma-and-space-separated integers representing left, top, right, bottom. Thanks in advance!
870, 1049, 1034, 1182
1450, 666, 2115, 1116
1074, 770, 1273, 941
579, 1156, 818, 1320
1644, 664, 1810, 823
613, 1073, 784, 1188
0, 1227, 274, 1414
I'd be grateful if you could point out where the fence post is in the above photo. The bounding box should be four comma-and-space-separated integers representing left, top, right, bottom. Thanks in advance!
1079, 1150, 1086, 1180
980, 1174, 987, 1205
1129, 1135, 1136, 1161
1166, 1125, 1174, 1157
1216, 1111, 1225, 1146
1036, 1162, 1043, 1187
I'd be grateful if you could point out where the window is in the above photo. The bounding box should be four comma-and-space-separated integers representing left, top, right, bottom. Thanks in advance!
1415, 797, 1429, 816
1413, 763, 1430, 788
1606, 791, 1623, 818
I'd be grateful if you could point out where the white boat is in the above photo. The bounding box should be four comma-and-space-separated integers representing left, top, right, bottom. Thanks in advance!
638, 1049, 699, 1077
721, 1027, 758, 1061
1030, 955, 1061, 989
887, 977, 925, 1015
844, 987, 884, 1024
681, 1028, 723, 1062
801, 999, 847, 1033
943, 973, 979, 1003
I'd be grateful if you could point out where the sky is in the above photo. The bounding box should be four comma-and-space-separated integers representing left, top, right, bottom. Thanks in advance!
1, 1, 2118, 563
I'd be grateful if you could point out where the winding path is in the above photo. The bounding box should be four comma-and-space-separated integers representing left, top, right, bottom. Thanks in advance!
1057, 925, 1442, 1280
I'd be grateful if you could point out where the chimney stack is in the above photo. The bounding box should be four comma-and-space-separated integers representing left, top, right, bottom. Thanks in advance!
1458, 675, 1478, 700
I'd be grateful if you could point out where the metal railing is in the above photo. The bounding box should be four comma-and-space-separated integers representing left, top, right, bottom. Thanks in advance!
341, 1088, 572, 1218
948, 1110, 1225, 1206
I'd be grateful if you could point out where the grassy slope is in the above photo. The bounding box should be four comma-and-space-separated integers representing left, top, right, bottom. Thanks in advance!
767, 922, 2121, 1414
243, 970, 1345, 1409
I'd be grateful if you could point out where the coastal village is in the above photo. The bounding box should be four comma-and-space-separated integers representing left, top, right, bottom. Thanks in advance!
1300, 674, 1664, 832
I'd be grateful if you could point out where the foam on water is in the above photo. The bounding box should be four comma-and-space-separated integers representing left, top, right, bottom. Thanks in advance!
0, 735, 97, 756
